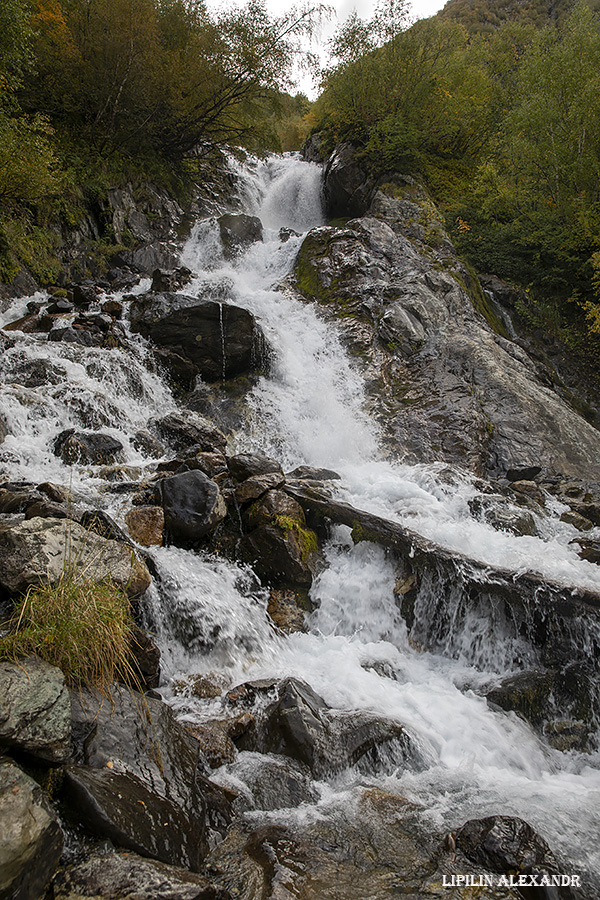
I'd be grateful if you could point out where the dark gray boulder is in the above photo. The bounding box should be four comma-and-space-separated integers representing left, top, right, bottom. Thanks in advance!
53, 851, 228, 900
234, 677, 413, 778
0, 759, 64, 900
218, 214, 263, 258
227, 452, 283, 482
151, 266, 192, 292
129, 292, 269, 382
0, 656, 71, 763
322, 142, 375, 219
53, 429, 124, 466
160, 470, 227, 544
151, 411, 227, 454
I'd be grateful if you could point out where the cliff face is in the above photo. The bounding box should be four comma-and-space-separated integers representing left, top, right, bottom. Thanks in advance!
296, 143, 600, 482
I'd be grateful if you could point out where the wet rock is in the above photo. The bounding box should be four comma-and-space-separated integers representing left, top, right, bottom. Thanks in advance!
173, 673, 228, 700
152, 411, 227, 454
102, 298, 123, 318
129, 292, 269, 382
186, 722, 237, 769
23, 499, 68, 520
53, 429, 124, 466
132, 429, 165, 458
192, 452, 229, 479
155, 347, 200, 391
227, 453, 283, 482
571, 538, 600, 565
79, 509, 132, 544
49, 325, 103, 347
509, 479, 546, 506
53, 851, 227, 900
567, 500, 600, 527
160, 470, 227, 544
151, 266, 192, 292
3, 312, 47, 334
287, 465, 341, 481
0, 488, 46, 515
106, 267, 140, 290
469, 495, 538, 537
0, 517, 151, 598
63, 766, 209, 870
486, 670, 554, 727
240, 490, 318, 588
229, 752, 318, 812
455, 816, 572, 893
0, 414, 7, 444
0, 759, 64, 900
233, 472, 285, 505
267, 588, 307, 633
323, 142, 375, 218
218, 214, 263, 258
130, 627, 161, 690
69, 687, 231, 856
125, 506, 164, 546
506, 466, 542, 482
560, 510, 594, 531
37, 481, 71, 503
69, 281, 99, 308
0, 656, 71, 762
543, 719, 590, 752
235, 677, 411, 778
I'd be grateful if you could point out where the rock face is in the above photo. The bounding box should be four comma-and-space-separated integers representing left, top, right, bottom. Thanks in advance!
0, 517, 151, 597
295, 180, 600, 480
160, 470, 228, 544
0, 656, 71, 762
0, 759, 64, 900
129, 292, 269, 382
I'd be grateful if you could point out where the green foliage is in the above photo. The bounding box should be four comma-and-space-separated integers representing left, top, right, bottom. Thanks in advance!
0, 112, 61, 203
0, 574, 138, 691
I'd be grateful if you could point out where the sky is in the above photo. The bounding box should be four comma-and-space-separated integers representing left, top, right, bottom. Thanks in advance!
206, 0, 449, 97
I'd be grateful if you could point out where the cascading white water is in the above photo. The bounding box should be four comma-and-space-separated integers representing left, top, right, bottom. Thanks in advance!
2, 152, 600, 889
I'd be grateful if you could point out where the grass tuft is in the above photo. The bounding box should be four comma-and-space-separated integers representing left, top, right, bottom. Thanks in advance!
0, 575, 139, 692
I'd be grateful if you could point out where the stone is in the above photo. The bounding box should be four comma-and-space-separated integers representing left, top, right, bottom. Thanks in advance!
227, 452, 283, 482
229, 753, 318, 812
235, 677, 412, 778
129, 292, 270, 382
560, 510, 594, 531
53, 429, 124, 466
132, 430, 165, 458
0, 656, 71, 762
79, 509, 132, 545
24, 499, 69, 520
151, 266, 192, 292
49, 326, 103, 347
160, 470, 227, 544
130, 627, 161, 690
152, 411, 227, 454
0, 759, 64, 900
0, 517, 151, 598
486, 670, 554, 727
468, 495, 538, 537
267, 589, 307, 633
154, 348, 200, 391
125, 506, 164, 546
69, 688, 231, 847
455, 816, 571, 891
0, 414, 7, 444
506, 466, 542, 482
218, 214, 263, 258
186, 722, 236, 769
53, 851, 227, 900
322, 142, 375, 218
233, 472, 285, 505
287, 465, 341, 481
69, 282, 99, 307
241, 490, 319, 588
571, 538, 600, 564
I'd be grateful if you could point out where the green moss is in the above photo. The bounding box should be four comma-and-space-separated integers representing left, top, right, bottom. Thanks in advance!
451, 264, 510, 339
274, 514, 318, 562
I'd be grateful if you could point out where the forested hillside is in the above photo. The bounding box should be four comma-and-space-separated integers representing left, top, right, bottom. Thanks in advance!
311, 0, 600, 375
0, 0, 314, 285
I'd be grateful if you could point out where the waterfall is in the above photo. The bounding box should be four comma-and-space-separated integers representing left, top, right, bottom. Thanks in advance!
2, 152, 600, 890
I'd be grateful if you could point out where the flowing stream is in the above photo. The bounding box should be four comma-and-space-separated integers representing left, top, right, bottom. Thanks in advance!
2, 152, 600, 890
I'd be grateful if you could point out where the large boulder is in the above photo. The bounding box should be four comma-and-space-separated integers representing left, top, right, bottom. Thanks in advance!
160, 470, 227, 544
240, 490, 319, 588
53, 429, 124, 466
66, 688, 231, 870
233, 677, 412, 779
53, 851, 228, 900
151, 411, 227, 454
0, 759, 64, 900
322, 142, 375, 219
0, 656, 71, 763
0, 517, 151, 598
129, 292, 270, 382
218, 214, 263, 258
227, 452, 283, 482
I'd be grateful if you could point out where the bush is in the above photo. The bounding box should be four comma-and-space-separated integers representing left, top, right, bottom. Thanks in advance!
0, 574, 139, 691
